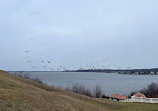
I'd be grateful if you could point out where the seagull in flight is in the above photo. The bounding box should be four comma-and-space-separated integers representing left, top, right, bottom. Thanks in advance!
27, 61, 32, 63
47, 60, 51, 63
41, 61, 45, 63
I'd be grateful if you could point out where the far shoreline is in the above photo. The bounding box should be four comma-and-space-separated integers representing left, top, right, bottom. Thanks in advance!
8, 68, 158, 75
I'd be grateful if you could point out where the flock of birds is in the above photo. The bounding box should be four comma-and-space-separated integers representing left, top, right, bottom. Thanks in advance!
24, 50, 72, 71
24, 50, 132, 71
25, 51, 54, 71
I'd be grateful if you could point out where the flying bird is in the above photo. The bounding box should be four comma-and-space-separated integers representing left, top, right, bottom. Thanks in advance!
27, 61, 32, 63
41, 61, 45, 63
24, 51, 29, 53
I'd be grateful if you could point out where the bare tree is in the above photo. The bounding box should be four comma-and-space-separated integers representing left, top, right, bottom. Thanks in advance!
129, 82, 158, 98
66, 83, 93, 97
93, 85, 102, 98
14, 71, 31, 79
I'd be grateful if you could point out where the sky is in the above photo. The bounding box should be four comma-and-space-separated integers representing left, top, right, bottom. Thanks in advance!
0, 0, 158, 71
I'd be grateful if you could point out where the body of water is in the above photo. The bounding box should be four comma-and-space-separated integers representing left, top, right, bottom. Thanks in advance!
21, 72, 158, 95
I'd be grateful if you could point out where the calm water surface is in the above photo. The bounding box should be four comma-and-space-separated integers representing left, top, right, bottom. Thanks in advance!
29, 72, 158, 95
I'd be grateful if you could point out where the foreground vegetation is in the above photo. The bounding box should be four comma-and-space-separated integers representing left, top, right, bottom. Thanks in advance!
0, 70, 158, 111
129, 82, 158, 98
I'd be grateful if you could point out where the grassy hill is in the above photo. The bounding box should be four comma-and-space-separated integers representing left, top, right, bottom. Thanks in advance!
0, 70, 158, 111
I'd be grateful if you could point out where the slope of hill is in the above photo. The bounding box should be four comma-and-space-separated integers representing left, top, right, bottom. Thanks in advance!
0, 70, 158, 111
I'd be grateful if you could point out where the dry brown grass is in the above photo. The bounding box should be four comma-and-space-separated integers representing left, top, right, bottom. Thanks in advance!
0, 70, 158, 111
0, 70, 109, 111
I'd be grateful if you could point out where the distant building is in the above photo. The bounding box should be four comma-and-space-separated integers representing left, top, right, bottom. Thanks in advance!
109, 94, 128, 101
122, 93, 158, 103
107, 92, 158, 103
150, 72, 155, 75
134, 72, 139, 75
133, 93, 146, 98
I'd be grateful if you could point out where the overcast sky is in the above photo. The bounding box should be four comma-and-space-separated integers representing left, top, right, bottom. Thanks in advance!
0, 0, 158, 71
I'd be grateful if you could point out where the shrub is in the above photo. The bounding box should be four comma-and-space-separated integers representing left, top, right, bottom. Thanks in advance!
31, 78, 43, 84
129, 82, 158, 98
93, 85, 102, 98
65, 84, 103, 98
14, 71, 31, 79
102, 95, 109, 99
14, 71, 43, 84
70, 83, 93, 97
